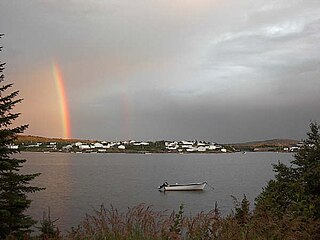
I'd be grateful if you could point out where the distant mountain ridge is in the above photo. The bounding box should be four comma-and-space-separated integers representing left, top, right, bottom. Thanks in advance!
15, 135, 299, 147
229, 139, 299, 147
15, 135, 94, 144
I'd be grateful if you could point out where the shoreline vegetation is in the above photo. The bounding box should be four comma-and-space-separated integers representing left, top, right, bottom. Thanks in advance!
12, 135, 300, 154
35, 201, 320, 240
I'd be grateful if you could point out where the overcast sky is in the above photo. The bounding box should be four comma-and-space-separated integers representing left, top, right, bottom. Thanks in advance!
1, 0, 320, 142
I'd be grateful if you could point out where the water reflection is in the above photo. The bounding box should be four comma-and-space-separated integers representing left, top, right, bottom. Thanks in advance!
17, 152, 292, 232
19, 152, 74, 231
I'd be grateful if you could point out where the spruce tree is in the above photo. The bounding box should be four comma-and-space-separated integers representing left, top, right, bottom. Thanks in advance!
256, 122, 320, 219
0, 34, 43, 238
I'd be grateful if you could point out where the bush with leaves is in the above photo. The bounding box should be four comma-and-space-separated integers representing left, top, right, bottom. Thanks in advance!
256, 122, 320, 219
37, 208, 60, 239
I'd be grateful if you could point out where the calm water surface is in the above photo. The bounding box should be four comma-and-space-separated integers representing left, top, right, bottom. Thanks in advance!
19, 152, 292, 232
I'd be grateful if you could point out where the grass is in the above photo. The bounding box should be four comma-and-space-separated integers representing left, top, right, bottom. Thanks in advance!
14, 200, 319, 240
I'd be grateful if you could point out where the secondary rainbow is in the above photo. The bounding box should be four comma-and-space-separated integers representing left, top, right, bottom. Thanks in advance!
52, 62, 72, 139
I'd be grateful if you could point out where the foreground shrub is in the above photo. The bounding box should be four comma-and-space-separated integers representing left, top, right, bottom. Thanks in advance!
67, 204, 178, 240
5, 201, 317, 239
64, 200, 320, 240
37, 208, 61, 239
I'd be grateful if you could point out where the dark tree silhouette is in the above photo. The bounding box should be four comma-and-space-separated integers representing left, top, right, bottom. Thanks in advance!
0, 34, 44, 238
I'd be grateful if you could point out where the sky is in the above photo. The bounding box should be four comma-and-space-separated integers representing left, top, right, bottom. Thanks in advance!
1, 0, 320, 143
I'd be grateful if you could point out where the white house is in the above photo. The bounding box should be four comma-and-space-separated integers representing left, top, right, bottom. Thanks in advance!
93, 143, 104, 148
197, 146, 207, 152
109, 142, 117, 147
166, 142, 178, 147
118, 145, 126, 150
181, 141, 193, 145
63, 145, 73, 150
197, 142, 206, 146
7, 144, 19, 149
79, 144, 91, 150
26, 143, 41, 148
186, 148, 196, 152
133, 142, 150, 146
167, 146, 178, 150
208, 145, 217, 150
103, 144, 111, 149
290, 146, 299, 152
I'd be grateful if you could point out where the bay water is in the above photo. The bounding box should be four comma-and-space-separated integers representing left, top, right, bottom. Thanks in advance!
18, 152, 292, 232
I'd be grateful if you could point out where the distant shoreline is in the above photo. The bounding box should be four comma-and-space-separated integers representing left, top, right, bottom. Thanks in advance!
13, 135, 300, 154
18, 150, 294, 154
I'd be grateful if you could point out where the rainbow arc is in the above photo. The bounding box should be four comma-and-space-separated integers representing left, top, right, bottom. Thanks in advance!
52, 62, 72, 139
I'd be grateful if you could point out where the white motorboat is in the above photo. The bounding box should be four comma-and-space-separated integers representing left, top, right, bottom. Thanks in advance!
158, 181, 207, 191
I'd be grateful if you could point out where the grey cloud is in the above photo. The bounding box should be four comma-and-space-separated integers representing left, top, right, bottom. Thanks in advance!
1, 0, 320, 141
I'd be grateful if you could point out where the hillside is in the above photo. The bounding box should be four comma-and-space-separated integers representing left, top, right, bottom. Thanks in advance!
230, 139, 299, 147
228, 138, 299, 152
15, 135, 94, 144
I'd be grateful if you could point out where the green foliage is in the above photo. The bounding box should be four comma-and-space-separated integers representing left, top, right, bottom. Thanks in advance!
67, 204, 175, 240
232, 195, 251, 226
37, 208, 60, 239
256, 122, 320, 219
64, 203, 320, 240
185, 202, 220, 240
0, 34, 43, 239
169, 204, 184, 236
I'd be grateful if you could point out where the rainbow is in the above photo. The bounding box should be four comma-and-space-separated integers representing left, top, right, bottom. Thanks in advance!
52, 62, 72, 139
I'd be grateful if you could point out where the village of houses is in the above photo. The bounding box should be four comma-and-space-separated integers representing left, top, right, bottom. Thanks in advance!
9, 137, 303, 154
10, 140, 230, 154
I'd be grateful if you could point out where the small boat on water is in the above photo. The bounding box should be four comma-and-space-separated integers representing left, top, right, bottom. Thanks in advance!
158, 181, 207, 191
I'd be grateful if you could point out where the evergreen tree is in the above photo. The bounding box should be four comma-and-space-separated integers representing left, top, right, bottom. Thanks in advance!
0, 34, 43, 238
256, 122, 320, 219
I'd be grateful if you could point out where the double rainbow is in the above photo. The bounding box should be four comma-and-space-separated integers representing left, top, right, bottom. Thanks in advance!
52, 62, 72, 139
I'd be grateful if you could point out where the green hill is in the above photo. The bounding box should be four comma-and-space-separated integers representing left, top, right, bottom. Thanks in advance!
14, 135, 94, 144
228, 139, 299, 152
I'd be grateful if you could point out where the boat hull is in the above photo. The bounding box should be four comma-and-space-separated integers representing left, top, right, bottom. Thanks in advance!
162, 182, 207, 191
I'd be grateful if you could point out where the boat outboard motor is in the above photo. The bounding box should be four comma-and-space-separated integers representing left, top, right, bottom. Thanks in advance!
158, 182, 169, 190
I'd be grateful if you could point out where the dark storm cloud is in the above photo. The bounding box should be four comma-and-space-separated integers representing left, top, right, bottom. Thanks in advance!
1, 0, 320, 141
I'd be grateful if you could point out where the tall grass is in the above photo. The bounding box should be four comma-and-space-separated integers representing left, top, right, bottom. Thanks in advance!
65, 202, 320, 240
67, 204, 178, 240
10, 202, 320, 240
